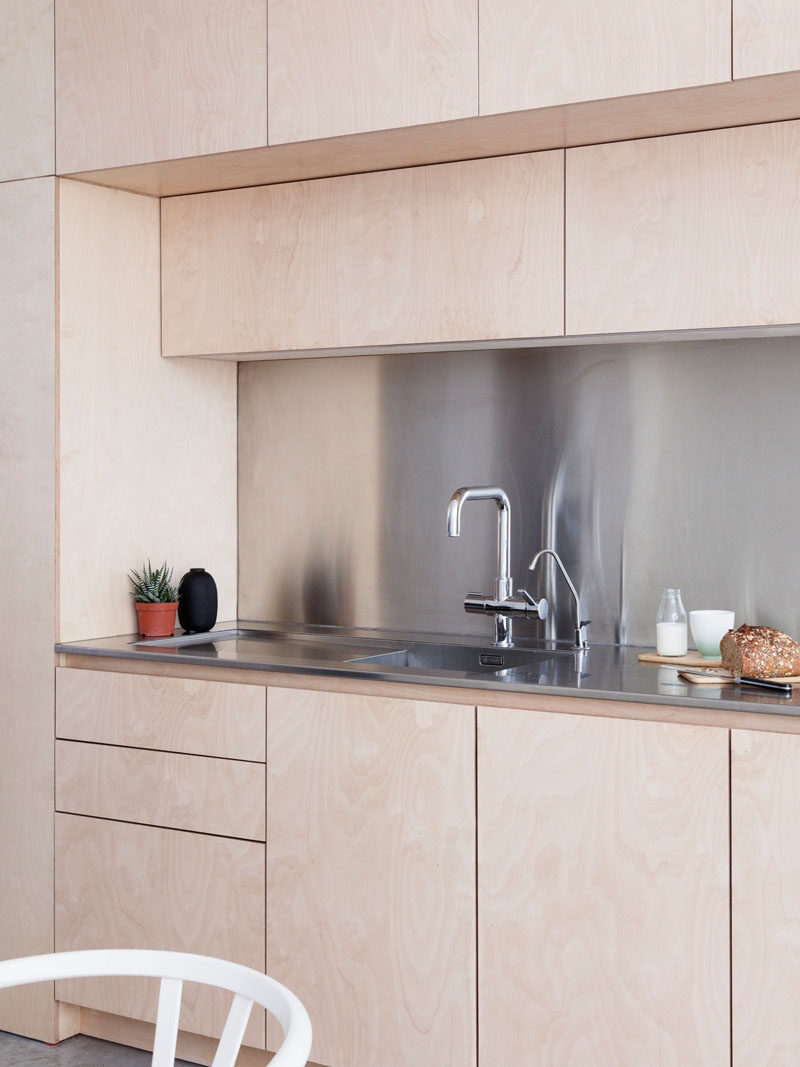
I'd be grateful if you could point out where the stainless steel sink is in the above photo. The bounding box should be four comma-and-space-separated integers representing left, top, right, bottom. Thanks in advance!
348, 642, 563, 675
134, 627, 403, 665
134, 627, 568, 677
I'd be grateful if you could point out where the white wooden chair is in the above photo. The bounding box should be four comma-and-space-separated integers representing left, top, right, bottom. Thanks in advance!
0, 949, 312, 1067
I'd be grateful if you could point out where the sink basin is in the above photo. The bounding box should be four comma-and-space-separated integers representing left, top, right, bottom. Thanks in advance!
349, 642, 563, 675
134, 627, 402, 665
134, 627, 570, 678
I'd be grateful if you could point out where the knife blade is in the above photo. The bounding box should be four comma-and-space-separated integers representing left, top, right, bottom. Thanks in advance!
679, 668, 793, 693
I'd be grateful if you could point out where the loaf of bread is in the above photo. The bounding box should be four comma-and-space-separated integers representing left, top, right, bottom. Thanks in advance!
720, 624, 800, 679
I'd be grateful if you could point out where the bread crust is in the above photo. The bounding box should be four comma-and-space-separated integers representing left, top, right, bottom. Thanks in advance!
720, 624, 800, 679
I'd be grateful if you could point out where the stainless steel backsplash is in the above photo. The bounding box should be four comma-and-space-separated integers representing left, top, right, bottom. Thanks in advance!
238, 338, 800, 646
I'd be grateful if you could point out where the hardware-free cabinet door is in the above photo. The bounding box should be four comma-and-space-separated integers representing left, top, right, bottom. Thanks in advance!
478, 707, 729, 1066
566, 121, 800, 334
269, 0, 478, 143
0, 0, 54, 181
55, 814, 266, 1047
266, 687, 476, 1067
161, 151, 564, 357
732, 729, 800, 1063
480, 0, 729, 115
735, 0, 800, 78
55, 0, 267, 172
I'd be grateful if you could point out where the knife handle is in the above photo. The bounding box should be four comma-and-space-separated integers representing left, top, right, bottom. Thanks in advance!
740, 677, 793, 693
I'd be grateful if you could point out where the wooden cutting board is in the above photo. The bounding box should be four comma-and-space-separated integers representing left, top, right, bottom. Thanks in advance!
638, 651, 800, 684
638, 651, 722, 668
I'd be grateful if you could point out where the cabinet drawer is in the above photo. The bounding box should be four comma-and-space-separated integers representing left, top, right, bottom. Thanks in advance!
55, 814, 266, 1047
56, 740, 265, 840
56, 667, 265, 760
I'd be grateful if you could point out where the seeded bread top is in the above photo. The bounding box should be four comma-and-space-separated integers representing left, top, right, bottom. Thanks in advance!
720, 624, 800, 679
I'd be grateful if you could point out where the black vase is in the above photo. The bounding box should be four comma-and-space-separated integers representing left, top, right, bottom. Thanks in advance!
178, 568, 218, 633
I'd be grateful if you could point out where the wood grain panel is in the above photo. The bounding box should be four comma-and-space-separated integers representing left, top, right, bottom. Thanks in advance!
732, 729, 800, 1062
78, 1008, 279, 1067
63, 68, 800, 199
59, 652, 800, 737
57, 178, 237, 641
478, 707, 729, 1065
55, 814, 265, 1047
56, 667, 265, 760
162, 151, 563, 356
480, 0, 730, 115
735, 0, 800, 78
266, 687, 476, 1067
268, 0, 477, 143
56, 740, 265, 840
0, 177, 57, 1041
0, 0, 54, 181
55, 0, 267, 172
567, 121, 800, 334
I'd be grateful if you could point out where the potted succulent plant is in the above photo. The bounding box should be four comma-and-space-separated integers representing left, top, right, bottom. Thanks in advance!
129, 560, 179, 638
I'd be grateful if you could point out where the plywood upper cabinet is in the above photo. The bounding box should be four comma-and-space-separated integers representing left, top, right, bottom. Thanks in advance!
266, 687, 476, 1067
268, 0, 477, 143
478, 706, 729, 1065
55, 0, 268, 173
735, 0, 800, 78
480, 0, 730, 115
732, 729, 800, 1063
0, 0, 54, 181
161, 151, 564, 356
567, 120, 800, 334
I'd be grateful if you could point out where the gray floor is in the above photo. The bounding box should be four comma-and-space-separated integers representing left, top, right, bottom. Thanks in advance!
0, 1032, 198, 1065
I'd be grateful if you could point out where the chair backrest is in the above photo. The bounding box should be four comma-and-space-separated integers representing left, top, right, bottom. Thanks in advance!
0, 949, 311, 1067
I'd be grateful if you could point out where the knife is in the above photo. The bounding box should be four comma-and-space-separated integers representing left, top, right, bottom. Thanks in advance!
679, 668, 793, 693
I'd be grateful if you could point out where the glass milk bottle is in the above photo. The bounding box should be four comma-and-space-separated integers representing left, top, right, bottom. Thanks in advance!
656, 588, 687, 656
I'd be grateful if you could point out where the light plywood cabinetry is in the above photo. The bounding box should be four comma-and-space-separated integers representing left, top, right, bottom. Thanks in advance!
161, 151, 564, 357
55, 667, 266, 761
0, 177, 58, 1042
735, 0, 800, 78
55, 0, 267, 172
55, 741, 266, 840
266, 687, 476, 1067
567, 120, 800, 334
58, 179, 237, 643
478, 706, 729, 1065
268, 0, 477, 144
480, 0, 730, 115
55, 814, 266, 1048
0, 0, 54, 181
731, 729, 800, 1062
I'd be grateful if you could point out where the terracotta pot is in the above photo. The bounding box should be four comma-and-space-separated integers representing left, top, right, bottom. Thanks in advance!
134, 601, 178, 639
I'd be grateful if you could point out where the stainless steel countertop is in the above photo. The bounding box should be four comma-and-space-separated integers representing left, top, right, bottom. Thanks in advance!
55, 620, 800, 718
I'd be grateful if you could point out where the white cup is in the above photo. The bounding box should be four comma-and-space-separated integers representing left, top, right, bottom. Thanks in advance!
689, 610, 735, 658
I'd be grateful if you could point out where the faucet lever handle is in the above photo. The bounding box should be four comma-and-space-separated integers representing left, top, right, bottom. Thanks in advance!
516, 589, 549, 620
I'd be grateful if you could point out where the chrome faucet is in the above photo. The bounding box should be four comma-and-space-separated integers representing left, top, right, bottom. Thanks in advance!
528, 548, 590, 649
447, 486, 548, 647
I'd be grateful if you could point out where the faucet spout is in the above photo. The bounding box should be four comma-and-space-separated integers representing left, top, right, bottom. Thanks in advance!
446, 486, 549, 647
446, 486, 512, 600
528, 548, 589, 649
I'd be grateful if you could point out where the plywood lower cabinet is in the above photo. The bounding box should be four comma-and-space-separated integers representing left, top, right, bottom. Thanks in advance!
55, 666, 266, 761
266, 687, 477, 1067
54, 814, 266, 1048
478, 706, 730, 1065
731, 729, 800, 1063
